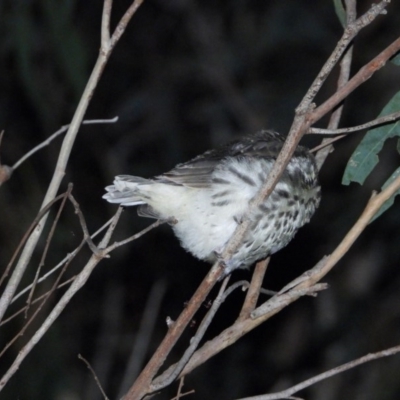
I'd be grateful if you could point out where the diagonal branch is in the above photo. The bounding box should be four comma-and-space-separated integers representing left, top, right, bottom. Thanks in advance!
235, 344, 400, 400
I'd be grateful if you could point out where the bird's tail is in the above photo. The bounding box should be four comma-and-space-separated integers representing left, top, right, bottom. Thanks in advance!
103, 175, 150, 206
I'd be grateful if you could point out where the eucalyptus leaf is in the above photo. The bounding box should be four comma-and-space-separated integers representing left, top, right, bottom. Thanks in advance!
342, 91, 400, 185
333, 0, 346, 27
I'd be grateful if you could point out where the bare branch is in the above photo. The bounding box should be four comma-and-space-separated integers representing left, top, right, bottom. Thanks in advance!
310, 36, 400, 126
79, 354, 110, 400
1, 277, 76, 327
297, 0, 389, 116
124, 262, 224, 399
151, 276, 230, 393
11, 218, 114, 304
238, 258, 269, 322
25, 186, 72, 317
104, 219, 167, 252
309, 110, 400, 135
101, 0, 112, 46
68, 191, 105, 256
152, 284, 327, 387
315, 0, 356, 169
0, 209, 123, 391
171, 377, 195, 400
0, 192, 69, 289
291, 173, 400, 291
0, 0, 143, 324
110, 0, 145, 48
235, 344, 400, 400
11, 117, 118, 171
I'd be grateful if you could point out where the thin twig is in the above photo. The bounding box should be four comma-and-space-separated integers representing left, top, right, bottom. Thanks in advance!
151, 276, 231, 392
309, 108, 400, 156
11, 218, 113, 304
0, 227, 79, 359
222, 280, 250, 301
68, 191, 104, 256
309, 36, 400, 127
12, 117, 118, 171
235, 344, 400, 400
238, 258, 269, 322
0, 208, 122, 391
0, 276, 77, 327
104, 219, 167, 251
314, 0, 356, 170
309, 111, 400, 134
170, 377, 195, 400
311, 134, 347, 153
79, 354, 110, 400
297, 0, 389, 116
110, 0, 145, 48
291, 174, 400, 291
0, 193, 69, 289
101, 0, 112, 46
25, 186, 72, 317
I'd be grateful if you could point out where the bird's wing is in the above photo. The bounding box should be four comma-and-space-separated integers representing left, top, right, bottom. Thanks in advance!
156, 149, 222, 188
156, 131, 285, 188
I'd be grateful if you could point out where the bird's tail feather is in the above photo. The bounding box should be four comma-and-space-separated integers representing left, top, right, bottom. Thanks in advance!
103, 175, 149, 206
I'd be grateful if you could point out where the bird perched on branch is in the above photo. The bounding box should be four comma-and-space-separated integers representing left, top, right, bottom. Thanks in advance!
103, 130, 321, 274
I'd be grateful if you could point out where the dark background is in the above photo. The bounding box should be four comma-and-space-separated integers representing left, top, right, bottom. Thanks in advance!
1, 1, 400, 399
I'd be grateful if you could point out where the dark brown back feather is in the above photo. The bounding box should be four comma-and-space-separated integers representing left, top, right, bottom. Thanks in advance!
155, 131, 296, 188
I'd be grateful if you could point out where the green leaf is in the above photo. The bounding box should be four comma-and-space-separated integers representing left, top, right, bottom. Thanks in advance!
333, 0, 346, 27
370, 167, 400, 222
342, 91, 400, 185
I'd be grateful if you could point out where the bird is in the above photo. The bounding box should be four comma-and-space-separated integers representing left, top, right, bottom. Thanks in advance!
103, 130, 321, 275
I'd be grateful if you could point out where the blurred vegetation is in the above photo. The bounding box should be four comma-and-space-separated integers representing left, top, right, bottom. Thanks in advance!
0, 1, 400, 399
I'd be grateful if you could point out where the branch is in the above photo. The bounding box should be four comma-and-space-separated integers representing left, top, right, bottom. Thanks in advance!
0, 0, 144, 324
309, 35, 400, 126
235, 344, 400, 400
0, 208, 123, 391
79, 354, 110, 400
124, 262, 224, 399
25, 185, 72, 317
0, 193, 70, 288
237, 258, 269, 322
11, 117, 118, 171
288, 172, 400, 293
150, 276, 231, 393
314, 0, 356, 169
11, 218, 114, 304
309, 110, 400, 135
152, 283, 327, 386
309, 109, 400, 153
